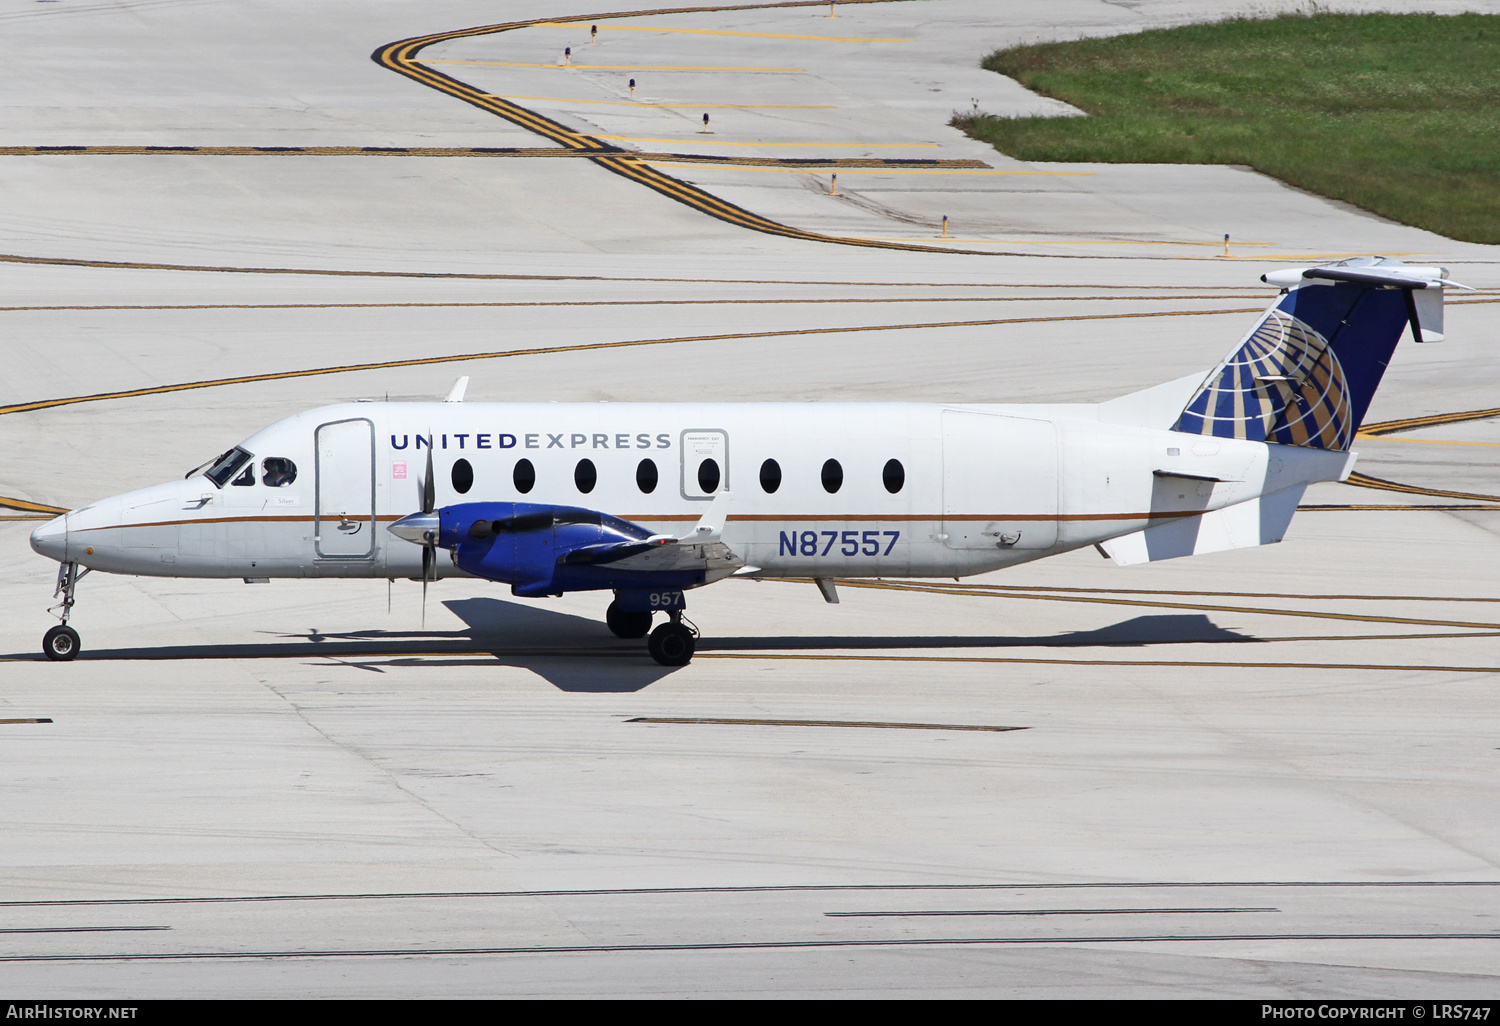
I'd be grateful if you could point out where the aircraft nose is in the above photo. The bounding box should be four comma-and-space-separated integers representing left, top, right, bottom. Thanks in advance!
30, 515, 67, 561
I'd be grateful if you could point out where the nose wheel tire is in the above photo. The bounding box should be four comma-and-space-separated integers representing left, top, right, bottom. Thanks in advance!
647, 621, 696, 666
606, 601, 653, 639
43, 625, 80, 662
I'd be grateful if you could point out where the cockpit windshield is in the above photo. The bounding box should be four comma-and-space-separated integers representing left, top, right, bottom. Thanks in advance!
203, 447, 252, 488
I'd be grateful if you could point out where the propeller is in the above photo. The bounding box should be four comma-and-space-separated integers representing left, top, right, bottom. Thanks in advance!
419, 444, 436, 627
387, 443, 440, 628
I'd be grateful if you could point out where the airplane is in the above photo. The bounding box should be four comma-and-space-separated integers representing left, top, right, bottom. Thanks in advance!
28, 257, 1461, 666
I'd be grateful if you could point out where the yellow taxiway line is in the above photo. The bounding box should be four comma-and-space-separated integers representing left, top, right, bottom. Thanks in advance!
421, 60, 807, 71
648, 162, 1089, 175
0, 306, 1263, 419
538, 22, 909, 42
491, 94, 833, 108
593, 135, 938, 147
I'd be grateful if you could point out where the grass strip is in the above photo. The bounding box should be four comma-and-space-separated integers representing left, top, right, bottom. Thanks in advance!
953, 12, 1500, 243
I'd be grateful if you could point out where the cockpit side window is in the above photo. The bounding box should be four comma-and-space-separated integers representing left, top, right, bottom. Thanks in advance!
262, 457, 297, 488
204, 447, 252, 488
231, 464, 255, 487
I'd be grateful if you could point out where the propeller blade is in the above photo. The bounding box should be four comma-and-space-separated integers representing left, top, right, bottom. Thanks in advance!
421, 543, 432, 628
422, 444, 436, 514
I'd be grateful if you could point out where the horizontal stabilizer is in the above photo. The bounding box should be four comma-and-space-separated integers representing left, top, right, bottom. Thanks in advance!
1100, 485, 1306, 566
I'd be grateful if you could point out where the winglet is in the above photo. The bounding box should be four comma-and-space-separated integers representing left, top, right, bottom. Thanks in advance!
681, 490, 730, 543
443, 377, 470, 403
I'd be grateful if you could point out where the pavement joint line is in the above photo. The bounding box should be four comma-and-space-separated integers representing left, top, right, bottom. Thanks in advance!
825, 908, 1280, 917
4, 933, 1500, 963
0, 306, 1265, 419
0, 252, 1276, 284
624, 716, 1026, 731
3, 880, 1496, 908
0, 294, 1263, 313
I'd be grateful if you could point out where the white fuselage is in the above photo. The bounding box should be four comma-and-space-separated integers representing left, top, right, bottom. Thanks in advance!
32, 400, 1351, 585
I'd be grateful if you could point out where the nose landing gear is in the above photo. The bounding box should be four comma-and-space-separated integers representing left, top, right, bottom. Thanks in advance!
43, 561, 87, 661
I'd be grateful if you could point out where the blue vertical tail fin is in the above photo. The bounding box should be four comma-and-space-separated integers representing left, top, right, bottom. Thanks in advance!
1173, 257, 1459, 451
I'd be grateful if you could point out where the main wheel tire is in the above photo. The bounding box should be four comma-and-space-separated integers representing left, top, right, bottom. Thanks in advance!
43, 624, 80, 662
606, 601, 653, 639
647, 622, 696, 667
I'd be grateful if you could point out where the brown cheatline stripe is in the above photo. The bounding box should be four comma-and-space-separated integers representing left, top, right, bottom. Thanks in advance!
368, 0, 1052, 258
692, 653, 1500, 672
0, 306, 1260, 419
0, 718, 52, 724
834, 579, 1500, 632
624, 716, 1025, 732
0, 145, 988, 169
0, 251, 1269, 288
0, 294, 1258, 313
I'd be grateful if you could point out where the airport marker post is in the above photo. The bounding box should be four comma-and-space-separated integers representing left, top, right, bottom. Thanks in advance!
831, 173, 838, 196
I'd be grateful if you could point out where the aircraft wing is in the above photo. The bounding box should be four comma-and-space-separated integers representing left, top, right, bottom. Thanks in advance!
555, 490, 746, 577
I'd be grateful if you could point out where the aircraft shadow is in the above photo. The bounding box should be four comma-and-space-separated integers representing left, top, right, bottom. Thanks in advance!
701, 614, 1258, 652
9, 608, 1254, 690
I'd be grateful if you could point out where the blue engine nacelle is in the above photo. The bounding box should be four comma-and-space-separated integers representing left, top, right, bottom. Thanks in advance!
436, 502, 707, 597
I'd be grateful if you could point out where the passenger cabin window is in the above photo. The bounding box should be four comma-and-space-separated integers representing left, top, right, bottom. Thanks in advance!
204, 447, 251, 489
451, 458, 474, 495
636, 458, 658, 494
513, 458, 536, 494
575, 458, 597, 494
759, 458, 781, 494
821, 458, 843, 494
697, 457, 721, 494
262, 458, 297, 487
883, 458, 905, 494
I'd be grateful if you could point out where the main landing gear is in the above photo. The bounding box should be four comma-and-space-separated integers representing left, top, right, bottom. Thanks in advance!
608, 591, 698, 667
43, 561, 88, 661
648, 615, 696, 668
